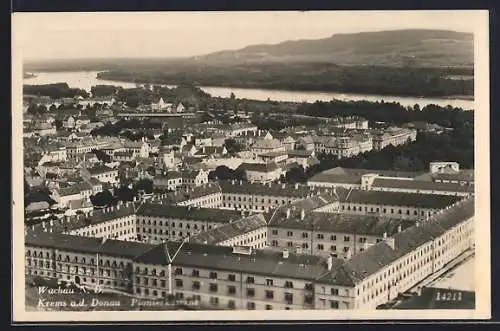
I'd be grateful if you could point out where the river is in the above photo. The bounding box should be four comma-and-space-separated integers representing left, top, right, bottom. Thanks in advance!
23, 71, 474, 110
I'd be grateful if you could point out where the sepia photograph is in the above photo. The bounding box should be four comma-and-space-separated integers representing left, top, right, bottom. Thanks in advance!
11, 10, 490, 321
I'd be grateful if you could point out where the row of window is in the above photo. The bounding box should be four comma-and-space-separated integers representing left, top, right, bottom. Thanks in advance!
272, 231, 361, 243
223, 195, 293, 205
137, 219, 211, 230
342, 204, 432, 216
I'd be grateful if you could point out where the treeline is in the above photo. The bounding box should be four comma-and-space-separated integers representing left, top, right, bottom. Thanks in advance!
23, 83, 89, 99
107, 83, 209, 108
90, 119, 162, 138
97, 64, 473, 97
307, 129, 474, 178
297, 100, 473, 128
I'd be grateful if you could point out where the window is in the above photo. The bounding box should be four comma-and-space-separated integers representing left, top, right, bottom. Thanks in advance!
284, 281, 294, 289
317, 234, 324, 239
359, 237, 366, 243
330, 235, 336, 241
175, 279, 183, 288
302, 232, 308, 238
228, 300, 236, 309
317, 244, 324, 250
266, 279, 274, 286
265, 304, 272, 310
265, 290, 274, 299
227, 286, 236, 295
287, 231, 293, 237
209, 272, 217, 279
284, 293, 293, 304
330, 300, 339, 309
247, 302, 256, 310
192, 269, 200, 277
228, 274, 236, 282
174, 267, 183, 275
209, 297, 219, 306
246, 288, 255, 297
192, 281, 200, 290
209, 283, 218, 292
246, 276, 255, 284
344, 236, 350, 242
331, 288, 339, 295
330, 245, 337, 251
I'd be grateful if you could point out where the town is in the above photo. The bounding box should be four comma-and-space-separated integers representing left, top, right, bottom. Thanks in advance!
22, 84, 475, 311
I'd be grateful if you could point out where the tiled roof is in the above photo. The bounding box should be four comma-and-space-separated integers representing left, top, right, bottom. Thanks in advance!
308, 173, 361, 185
219, 180, 314, 198
154, 171, 182, 181
432, 171, 474, 182
25, 230, 105, 254
335, 187, 464, 209
160, 183, 222, 204
136, 203, 242, 224
269, 211, 414, 237
237, 162, 280, 173
114, 151, 134, 157
190, 214, 267, 245
252, 139, 283, 150
57, 182, 92, 197
135, 241, 328, 281
26, 230, 156, 258
372, 178, 474, 193
87, 165, 117, 175
32, 202, 138, 233
288, 150, 314, 158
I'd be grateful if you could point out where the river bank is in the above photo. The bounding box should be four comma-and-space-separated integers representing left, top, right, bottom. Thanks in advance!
23, 71, 475, 110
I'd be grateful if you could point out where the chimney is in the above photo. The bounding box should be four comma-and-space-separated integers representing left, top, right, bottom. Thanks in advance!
397, 224, 402, 233
282, 183, 286, 189
42, 221, 46, 228
295, 183, 299, 189
383, 232, 387, 239
286, 208, 291, 219
327, 254, 334, 271
300, 209, 305, 220
282, 249, 289, 259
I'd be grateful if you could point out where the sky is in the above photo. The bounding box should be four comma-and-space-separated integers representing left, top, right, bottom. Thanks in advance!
13, 10, 488, 61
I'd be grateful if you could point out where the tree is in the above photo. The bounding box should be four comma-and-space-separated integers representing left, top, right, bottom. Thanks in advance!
134, 179, 153, 194
210, 165, 234, 180
90, 190, 115, 207
224, 138, 243, 154
285, 166, 307, 183
54, 119, 63, 130
92, 149, 111, 163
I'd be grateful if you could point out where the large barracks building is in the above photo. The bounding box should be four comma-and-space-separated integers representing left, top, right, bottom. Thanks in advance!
25, 167, 475, 310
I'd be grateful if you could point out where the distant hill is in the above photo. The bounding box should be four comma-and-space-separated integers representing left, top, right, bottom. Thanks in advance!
192, 29, 474, 68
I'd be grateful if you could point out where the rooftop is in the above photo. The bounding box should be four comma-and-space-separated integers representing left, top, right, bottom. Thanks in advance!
136, 203, 243, 224
134, 241, 328, 281
219, 180, 314, 198
189, 213, 267, 245
372, 177, 474, 193
237, 162, 280, 173
335, 187, 464, 209
269, 210, 414, 237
